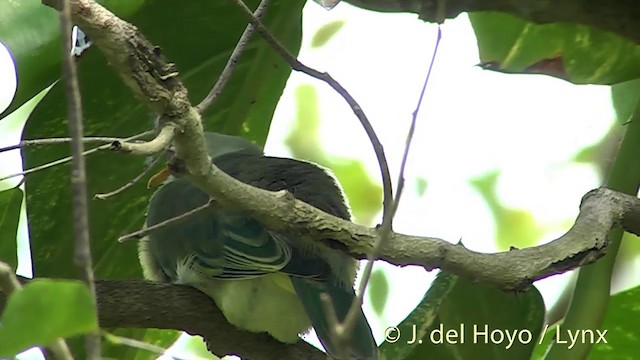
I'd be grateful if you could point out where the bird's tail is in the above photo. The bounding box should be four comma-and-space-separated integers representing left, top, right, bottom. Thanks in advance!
291, 278, 378, 360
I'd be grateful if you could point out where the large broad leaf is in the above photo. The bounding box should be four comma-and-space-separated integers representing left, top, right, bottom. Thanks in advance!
533, 285, 640, 359
401, 275, 545, 360
469, 12, 640, 85
0, 0, 145, 118
588, 284, 640, 358
0, 187, 22, 271
0, 279, 98, 357
19, 0, 303, 357
379, 271, 458, 360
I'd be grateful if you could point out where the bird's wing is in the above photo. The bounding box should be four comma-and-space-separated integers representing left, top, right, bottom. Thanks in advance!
196, 212, 293, 279
148, 179, 332, 281
147, 179, 292, 281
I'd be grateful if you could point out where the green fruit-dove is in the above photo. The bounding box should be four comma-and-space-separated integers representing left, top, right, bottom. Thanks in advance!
138, 132, 378, 359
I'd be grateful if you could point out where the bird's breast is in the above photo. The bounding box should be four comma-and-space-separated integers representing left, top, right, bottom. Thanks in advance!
190, 273, 311, 343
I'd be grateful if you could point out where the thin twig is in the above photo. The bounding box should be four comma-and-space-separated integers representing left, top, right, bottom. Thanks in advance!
118, 199, 215, 242
195, 0, 270, 114
228, 0, 394, 222
339, 25, 443, 347
0, 130, 155, 182
395, 25, 442, 216
102, 331, 211, 360
319, 293, 347, 359
113, 125, 175, 155
94, 154, 164, 200
0, 136, 133, 154
59, 1, 100, 357
0, 261, 75, 360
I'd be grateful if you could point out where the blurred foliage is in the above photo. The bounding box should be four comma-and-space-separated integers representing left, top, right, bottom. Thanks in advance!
311, 20, 346, 48
573, 124, 622, 177
286, 84, 382, 225
470, 171, 543, 250
368, 267, 390, 315
0, 279, 97, 357
414, 177, 428, 197
470, 12, 640, 84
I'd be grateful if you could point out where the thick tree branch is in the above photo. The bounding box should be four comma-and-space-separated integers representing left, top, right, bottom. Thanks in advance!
45, 0, 640, 291
0, 279, 326, 360
345, 0, 640, 45
40, 0, 640, 356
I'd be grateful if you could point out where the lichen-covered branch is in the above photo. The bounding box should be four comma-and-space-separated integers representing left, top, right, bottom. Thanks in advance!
111, 124, 175, 155
45, 0, 640, 291
40, 0, 640, 356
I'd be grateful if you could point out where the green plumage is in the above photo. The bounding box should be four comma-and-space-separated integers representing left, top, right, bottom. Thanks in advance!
139, 132, 378, 359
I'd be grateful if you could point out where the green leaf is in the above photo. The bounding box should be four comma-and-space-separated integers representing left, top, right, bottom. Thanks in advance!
0, 187, 22, 271
588, 285, 640, 358
534, 284, 640, 358
379, 271, 458, 360
420, 278, 545, 359
368, 268, 389, 316
18, 0, 303, 357
415, 177, 428, 197
611, 79, 640, 123
469, 12, 640, 84
311, 20, 345, 48
407, 276, 544, 360
0, 0, 146, 118
0, 279, 98, 357
331, 160, 383, 225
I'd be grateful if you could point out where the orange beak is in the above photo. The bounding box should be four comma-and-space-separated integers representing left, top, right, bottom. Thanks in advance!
147, 166, 171, 188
